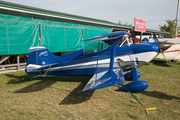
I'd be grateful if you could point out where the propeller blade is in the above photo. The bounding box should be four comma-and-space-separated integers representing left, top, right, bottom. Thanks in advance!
160, 49, 169, 65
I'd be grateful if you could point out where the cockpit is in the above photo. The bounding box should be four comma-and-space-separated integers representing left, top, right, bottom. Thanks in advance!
118, 34, 132, 47
83, 41, 110, 56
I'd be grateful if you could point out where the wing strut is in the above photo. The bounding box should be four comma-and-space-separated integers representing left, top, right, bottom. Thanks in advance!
82, 35, 125, 92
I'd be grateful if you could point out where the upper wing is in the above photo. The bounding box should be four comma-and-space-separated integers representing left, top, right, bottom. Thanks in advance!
83, 31, 129, 45
82, 67, 125, 92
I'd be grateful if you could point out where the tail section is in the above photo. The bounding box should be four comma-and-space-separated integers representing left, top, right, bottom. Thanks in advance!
25, 47, 59, 74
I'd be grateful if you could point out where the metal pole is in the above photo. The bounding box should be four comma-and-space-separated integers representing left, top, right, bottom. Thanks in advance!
134, 17, 136, 44
140, 32, 143, 43
133, 32, 136, 44
175, 0, 180, 38
17, 55, 19, 70
39, 24, 41, 46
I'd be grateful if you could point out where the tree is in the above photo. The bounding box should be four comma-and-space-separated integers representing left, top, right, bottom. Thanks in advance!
118, 20, 132, 26
159, 19, 180, 38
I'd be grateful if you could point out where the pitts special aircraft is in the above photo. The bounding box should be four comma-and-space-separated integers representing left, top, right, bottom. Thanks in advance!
25, 31, 172, 92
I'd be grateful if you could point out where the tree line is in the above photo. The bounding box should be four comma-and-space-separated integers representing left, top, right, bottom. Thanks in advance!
159, 19, 180, 38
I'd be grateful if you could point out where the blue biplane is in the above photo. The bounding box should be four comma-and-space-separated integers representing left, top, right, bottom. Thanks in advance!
25, 31, 171, 92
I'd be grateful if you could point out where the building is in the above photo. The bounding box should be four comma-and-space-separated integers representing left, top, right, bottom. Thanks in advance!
0, 1, 168, 70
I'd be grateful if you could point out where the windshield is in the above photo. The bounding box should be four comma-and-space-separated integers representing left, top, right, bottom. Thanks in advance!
83, 41, 110, 55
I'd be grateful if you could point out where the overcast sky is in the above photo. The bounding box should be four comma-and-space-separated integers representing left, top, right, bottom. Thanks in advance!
3, 0, 179, 30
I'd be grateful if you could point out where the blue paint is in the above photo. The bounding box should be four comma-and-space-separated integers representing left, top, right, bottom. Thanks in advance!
118, 80, 149, 92
132, 67, 138, 81
124, 71, 141, 81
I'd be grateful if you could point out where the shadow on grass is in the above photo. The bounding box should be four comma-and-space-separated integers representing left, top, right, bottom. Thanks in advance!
6, 73, 58, 93
6, 73, 94, 104
150, 59, 171, 67
6, 74, 35, 84
59, 82, 95, 105
142, 90, 180, 100
14, 80, 57, 93
115, 85, 180, 101
58, 76, 95, 105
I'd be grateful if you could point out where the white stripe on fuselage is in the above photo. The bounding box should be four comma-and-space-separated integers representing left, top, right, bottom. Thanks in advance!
50, 58, 110, 71
27, 51, 157, 72
50, 51, 157, 71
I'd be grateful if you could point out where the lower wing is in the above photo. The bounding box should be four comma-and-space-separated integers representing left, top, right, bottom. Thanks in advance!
82, 67, 125, 92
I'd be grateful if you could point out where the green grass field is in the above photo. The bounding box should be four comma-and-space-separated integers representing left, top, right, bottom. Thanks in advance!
0, 59, 180, 120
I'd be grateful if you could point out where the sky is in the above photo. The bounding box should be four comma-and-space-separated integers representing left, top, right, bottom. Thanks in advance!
2, 0, 179, 30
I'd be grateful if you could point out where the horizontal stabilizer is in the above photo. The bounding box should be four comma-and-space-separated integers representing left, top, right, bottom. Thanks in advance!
82, 68, 125, 92
26, 62, 58, 72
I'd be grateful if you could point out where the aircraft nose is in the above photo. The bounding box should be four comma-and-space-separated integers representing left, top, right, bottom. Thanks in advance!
157, 42, 172, 52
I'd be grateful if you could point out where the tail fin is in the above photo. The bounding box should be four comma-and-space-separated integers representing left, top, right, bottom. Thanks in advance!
25, 47, 59, 73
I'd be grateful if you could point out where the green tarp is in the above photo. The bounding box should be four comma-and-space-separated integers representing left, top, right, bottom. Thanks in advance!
0, 13, 112, 55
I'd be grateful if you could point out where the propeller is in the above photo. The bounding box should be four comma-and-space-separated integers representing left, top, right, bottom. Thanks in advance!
157, 42, 172, 65
160, 49, 169, 65
153, 32, 172, 65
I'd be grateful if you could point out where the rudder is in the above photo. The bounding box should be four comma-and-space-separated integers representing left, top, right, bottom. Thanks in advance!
26, 47, 59, 74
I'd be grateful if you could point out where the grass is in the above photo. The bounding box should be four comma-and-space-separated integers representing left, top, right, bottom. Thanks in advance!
0, 59, 180, 120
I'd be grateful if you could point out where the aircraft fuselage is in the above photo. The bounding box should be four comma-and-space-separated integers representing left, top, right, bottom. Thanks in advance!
26, 42, 159, 76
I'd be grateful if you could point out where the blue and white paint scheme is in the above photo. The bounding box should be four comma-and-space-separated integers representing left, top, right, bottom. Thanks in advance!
25, 31, 171, 92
